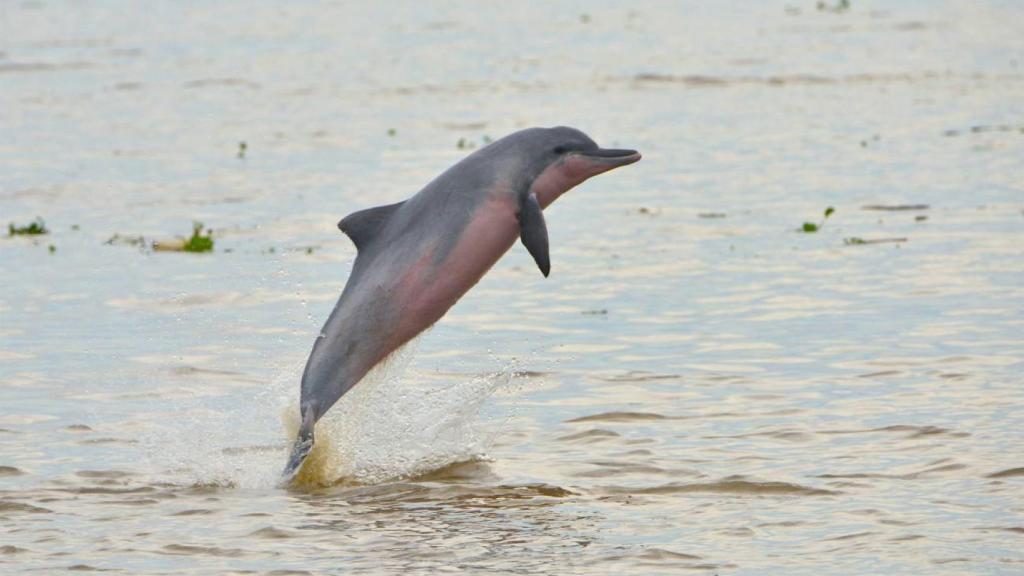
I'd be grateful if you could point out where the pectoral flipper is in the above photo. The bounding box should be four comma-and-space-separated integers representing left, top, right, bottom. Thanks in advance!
518, 193, 550, 277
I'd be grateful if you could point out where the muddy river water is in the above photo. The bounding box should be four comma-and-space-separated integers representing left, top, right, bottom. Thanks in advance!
2, 1, 1023, 574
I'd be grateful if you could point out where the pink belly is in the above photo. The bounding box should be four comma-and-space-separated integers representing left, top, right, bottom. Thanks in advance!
393, 195, 519, 345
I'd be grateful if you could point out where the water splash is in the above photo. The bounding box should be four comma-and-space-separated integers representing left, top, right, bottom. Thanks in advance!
142, 339, 515, 490
283, 342, 512, 487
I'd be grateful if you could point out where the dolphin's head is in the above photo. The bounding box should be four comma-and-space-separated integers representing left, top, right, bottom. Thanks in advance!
506, 126, 641, 208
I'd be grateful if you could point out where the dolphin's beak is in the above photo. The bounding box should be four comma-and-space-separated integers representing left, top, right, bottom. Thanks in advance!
579, 148, 642, 168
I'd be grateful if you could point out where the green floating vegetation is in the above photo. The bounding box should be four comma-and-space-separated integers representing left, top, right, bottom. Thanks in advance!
8, 217, 49, 236
457, 135, 493, 150
387, 128, 397, 137
801, 206, 835, 233
183, 222, 214, 253
48, 244, 56, 254
817, 0, 850, 13
237, 141, 247, 159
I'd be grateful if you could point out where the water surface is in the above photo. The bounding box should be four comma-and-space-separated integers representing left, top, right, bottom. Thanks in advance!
2, 1, 1023, 574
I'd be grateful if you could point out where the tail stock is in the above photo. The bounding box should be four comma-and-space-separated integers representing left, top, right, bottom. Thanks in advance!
279, 410, 315, 486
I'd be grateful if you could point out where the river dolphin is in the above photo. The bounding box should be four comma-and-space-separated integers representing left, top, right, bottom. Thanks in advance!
281, 126, 641, 483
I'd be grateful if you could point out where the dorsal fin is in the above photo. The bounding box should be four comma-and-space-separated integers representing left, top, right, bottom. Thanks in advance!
337, 201, 404, 251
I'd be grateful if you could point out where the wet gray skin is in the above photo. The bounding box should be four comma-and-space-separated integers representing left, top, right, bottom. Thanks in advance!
281, 126, 641, 483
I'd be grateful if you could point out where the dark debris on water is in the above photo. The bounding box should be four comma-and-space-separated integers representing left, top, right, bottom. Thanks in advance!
862, 204, 929, 211
8, 217, 48, 236
844, 237, 908, 246
943, 124, 1024, 137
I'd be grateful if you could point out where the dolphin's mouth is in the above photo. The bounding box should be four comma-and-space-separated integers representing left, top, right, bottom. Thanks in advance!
579, 148, 642, 166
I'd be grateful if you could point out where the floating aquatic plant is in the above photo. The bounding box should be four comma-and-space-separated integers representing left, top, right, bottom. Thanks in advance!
237, 141, 247, 159
817, 0, 850, 13
182, 222, 214, 253
8, 217, 48, 236
456, 135, 493, 149
801, 206, 835, 233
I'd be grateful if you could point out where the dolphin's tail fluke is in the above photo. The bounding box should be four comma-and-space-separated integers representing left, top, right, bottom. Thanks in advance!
279, 411, 315, 486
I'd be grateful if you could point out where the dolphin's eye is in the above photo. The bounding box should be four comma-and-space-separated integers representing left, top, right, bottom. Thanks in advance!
553, 145, 567, 155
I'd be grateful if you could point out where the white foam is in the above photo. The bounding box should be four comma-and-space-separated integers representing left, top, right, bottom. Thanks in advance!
142, 341, 515, 489
283, 342, 514, 487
